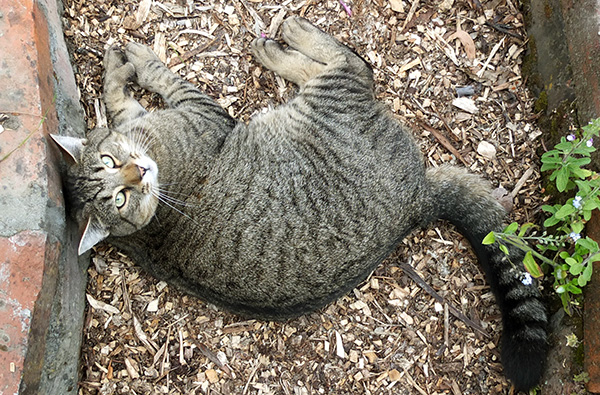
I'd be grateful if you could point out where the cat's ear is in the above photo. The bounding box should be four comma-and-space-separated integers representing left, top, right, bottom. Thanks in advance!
78, 217, 109, 255
50, 134, 87, 163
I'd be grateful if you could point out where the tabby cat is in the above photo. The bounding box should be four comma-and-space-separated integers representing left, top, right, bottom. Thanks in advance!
52, 17, 547, 390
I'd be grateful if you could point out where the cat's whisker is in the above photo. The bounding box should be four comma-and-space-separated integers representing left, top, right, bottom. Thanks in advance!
133, 123, 148, 152
156, 186, 195, 197
127, 119, 156, 155
138, 131, 156, 155
154, 187, 198, 208
157, 193, 193, 207
151, 190, 199, 224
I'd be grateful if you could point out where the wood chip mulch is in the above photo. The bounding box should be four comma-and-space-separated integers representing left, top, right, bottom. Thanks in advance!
62, 1, 552, 394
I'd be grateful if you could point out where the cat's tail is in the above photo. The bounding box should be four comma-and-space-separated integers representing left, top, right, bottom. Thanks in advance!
425, 165, 548, 391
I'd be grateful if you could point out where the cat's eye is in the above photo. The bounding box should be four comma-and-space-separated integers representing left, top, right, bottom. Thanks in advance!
115, 190, 127, 209
101, 155, 116, 168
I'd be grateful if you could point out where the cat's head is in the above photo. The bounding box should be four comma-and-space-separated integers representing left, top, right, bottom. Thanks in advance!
51, 128, 159, 255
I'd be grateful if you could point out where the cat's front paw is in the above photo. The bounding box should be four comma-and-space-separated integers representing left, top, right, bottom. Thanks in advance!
124, 42, 163, 88
104, 46, 126, 70
104, 46, 135, 84
125, 42, 161, 68
251, 38, 286, 69
280, 17, 344, 64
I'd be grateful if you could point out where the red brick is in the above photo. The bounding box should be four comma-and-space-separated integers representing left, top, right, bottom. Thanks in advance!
0, 0, 65, 393
0, 232, 46, 395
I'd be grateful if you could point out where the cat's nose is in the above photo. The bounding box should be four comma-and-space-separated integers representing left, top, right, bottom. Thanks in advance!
138, 165, 147, 178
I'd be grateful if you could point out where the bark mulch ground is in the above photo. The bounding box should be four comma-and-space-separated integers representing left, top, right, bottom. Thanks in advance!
61, 1, 574, 394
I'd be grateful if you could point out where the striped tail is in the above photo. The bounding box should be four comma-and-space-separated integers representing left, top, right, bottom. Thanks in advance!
426, 165, 548, 391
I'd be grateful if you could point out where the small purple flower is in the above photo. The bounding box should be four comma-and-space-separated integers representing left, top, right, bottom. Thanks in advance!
570, 232, 581, 242
521, 272, 533, 286
566, 134, 576, 141
573, 196, 583, 209
587, 138, 594, 147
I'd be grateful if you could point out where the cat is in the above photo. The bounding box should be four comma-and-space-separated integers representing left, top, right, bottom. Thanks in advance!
51, 17, 547, 390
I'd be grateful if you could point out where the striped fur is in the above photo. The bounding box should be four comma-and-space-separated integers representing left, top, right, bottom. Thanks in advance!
427, 166, 547, 390
56, 17, 547, 390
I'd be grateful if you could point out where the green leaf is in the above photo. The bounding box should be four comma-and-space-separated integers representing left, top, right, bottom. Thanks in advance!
523, 251, 543, 278
582, 263, 593, 282
556, 167, 570, 192
541, 204, 558, 214
499, 244, 509, 256
504, 222, 519, 234
575, 179, 592, 194
588, 253, 600, 263
577, 237, 599, 252
571, 221, 585, 234
543, 215, 561, 227
518, 223, 536, 237
566, 282, 582, 294
540, 163, 555, 172
560, 292, 572, 315
565, 256, 577, 265
569, 166, 592, 179
569, 157, 592, 167
555, 141, 574, 151
482, 232, 496, 245
555, 204, 576, 219
577, 274, 588, 287
573, 145, 595, 156
569, 262, 583, 275
540, 153, 561, 162
583, 199, 599, 211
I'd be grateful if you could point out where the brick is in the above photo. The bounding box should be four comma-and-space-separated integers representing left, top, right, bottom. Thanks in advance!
0, 232, 48, 394
0, 0, 87, 393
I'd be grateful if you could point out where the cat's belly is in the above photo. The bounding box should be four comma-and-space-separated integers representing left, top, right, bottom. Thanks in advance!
140, 119, 430, 318
153, 173, 427, 319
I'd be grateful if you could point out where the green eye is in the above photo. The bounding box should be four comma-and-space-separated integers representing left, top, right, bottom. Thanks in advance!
115, 191, 127, 208
101, 155, 116, 168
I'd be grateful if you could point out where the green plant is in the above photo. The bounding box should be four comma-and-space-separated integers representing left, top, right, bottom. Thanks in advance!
483, 118, 600, 314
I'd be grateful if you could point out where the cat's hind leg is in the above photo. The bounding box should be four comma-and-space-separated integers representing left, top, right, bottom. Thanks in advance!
281, 17, 369, 75
251, 38, 325, 88
103, 46, 147, 127
252, 17, 371, 88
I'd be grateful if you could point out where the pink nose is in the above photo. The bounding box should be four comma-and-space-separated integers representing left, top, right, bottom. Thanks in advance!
138, 165, 147, 178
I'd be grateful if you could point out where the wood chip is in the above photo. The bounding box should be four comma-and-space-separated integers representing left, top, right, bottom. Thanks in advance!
205, 368, 219, 384
388, 369, 401, 382
124, 357, 140, 379
452, 97, 478, 114
448, 30, 476, 60
477, 141, 497, 160
389, 0, 404, 12
86, 294, 119, 315
335, 331, 346, 359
